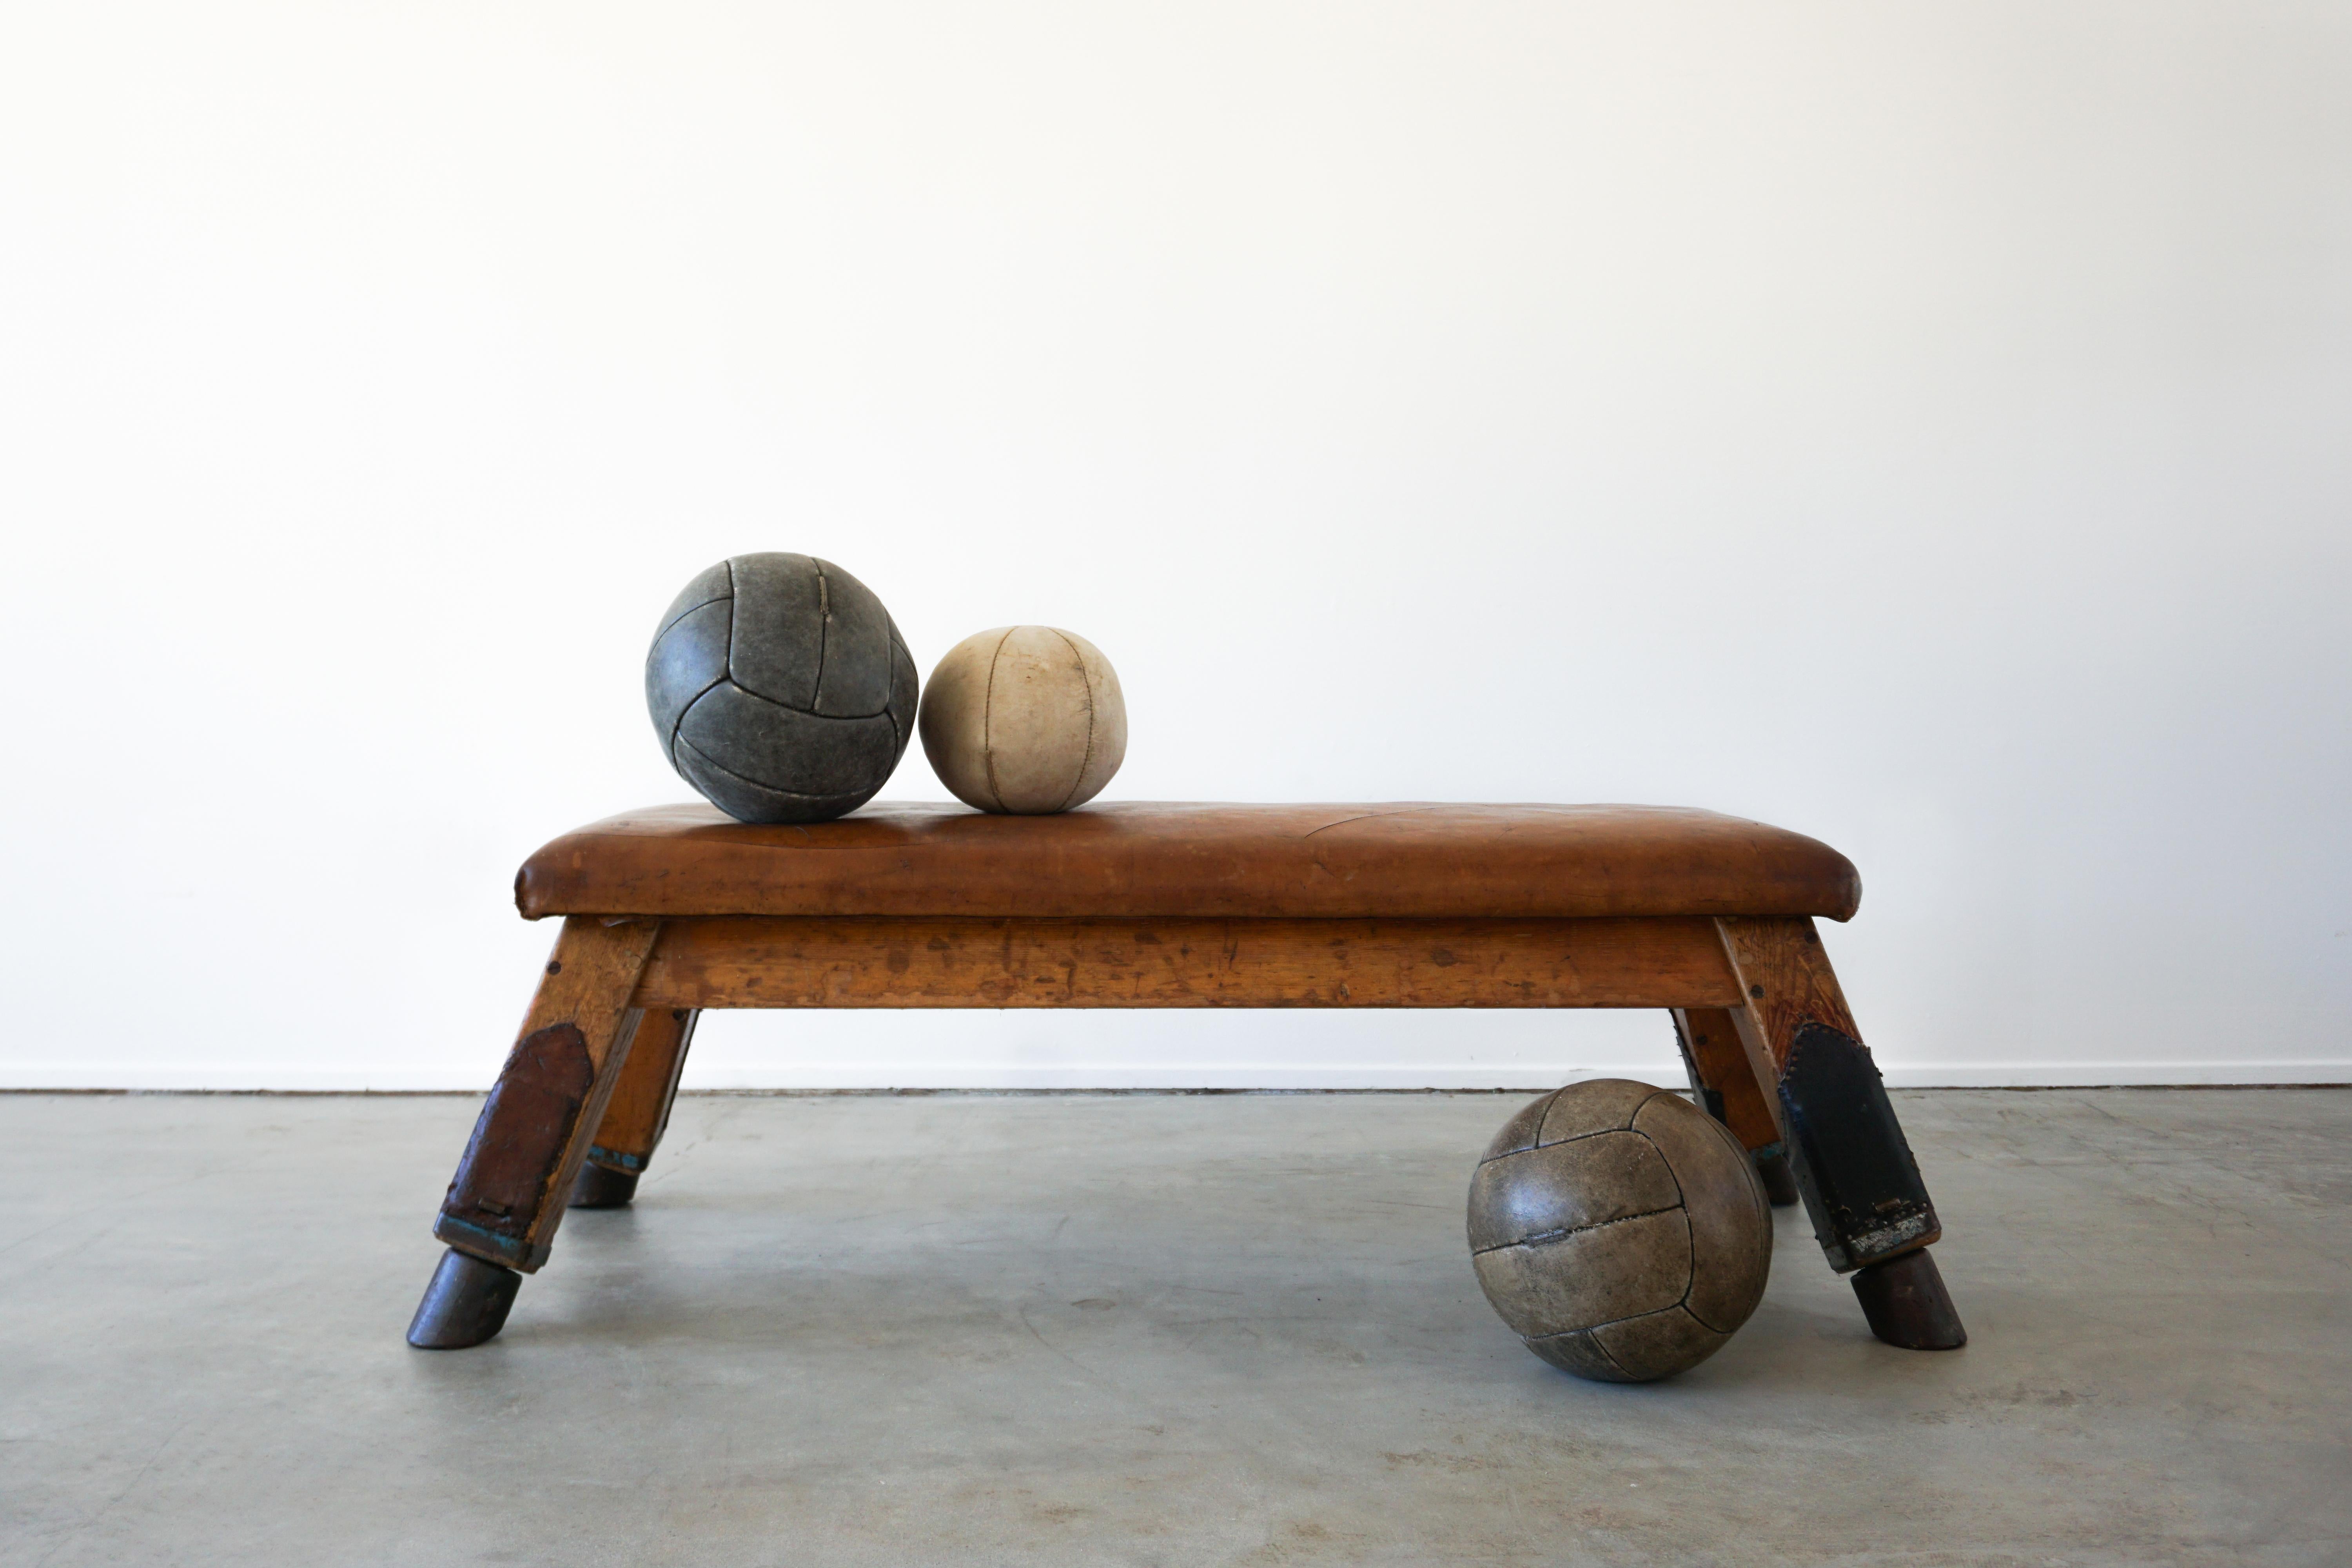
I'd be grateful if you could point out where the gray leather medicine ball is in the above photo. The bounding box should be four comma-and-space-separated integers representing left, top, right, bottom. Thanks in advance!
1468, 1079, 1771, 1382
645, 554, 918, 823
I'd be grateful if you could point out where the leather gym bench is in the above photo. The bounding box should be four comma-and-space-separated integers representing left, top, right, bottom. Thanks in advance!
407, 802, 1966, 1354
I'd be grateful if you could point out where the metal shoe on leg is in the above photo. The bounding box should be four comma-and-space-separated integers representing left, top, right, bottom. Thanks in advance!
407, 1248, 522, 1349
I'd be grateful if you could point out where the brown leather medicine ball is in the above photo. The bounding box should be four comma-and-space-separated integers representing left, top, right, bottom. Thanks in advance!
1468, 1079, 1771, 1382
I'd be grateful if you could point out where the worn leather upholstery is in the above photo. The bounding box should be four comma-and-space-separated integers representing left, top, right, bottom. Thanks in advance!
515, 802, 1861, 922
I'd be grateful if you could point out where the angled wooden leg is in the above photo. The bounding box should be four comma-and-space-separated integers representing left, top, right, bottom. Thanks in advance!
407, 916, 661, 1349
571, 1007, 700, 1208
1671, 1007, 1801, 1205
1714, 916, 1966, 1350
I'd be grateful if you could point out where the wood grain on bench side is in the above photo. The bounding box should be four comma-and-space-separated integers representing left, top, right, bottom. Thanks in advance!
632, 916, 1744, 1010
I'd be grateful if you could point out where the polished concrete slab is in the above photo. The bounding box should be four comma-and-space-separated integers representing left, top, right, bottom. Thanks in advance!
2, 1088, 2345, 1566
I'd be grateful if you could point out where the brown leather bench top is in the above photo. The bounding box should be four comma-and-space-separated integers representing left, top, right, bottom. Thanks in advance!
516, 802, 1861, 922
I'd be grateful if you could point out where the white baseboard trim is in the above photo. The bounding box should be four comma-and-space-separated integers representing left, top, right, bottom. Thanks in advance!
3, 1062, 2346, 1092
1876, 1062, 2352, 1087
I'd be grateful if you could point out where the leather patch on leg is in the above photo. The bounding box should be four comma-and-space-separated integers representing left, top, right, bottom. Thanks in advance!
441, 1023, 595, 1241
1777, 1022, 1939, 1270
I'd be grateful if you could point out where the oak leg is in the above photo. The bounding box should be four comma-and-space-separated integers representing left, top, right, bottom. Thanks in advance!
407, 916, 661, 1349
1671, 1008, 1800, 1205
571, 1007, 701, 1208
1714, 916, 1966, 1350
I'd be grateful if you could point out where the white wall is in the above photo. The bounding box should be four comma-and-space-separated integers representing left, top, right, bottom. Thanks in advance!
2, 2, 2346, 1090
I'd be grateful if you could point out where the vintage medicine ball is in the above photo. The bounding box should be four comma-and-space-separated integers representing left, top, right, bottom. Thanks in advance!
918, 626, 1126, 814
1468, 1078, 1771, 1382
644, 553, 918, 824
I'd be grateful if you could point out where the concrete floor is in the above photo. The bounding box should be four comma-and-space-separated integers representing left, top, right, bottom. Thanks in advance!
2, 1089, 2345, 1566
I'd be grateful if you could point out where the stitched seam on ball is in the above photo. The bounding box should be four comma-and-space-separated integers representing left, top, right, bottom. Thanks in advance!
1683, 1291, 1737, 1335
664, 593, 735, 767
1535, 1085, 1668, 1149
1629, 1123, 1712, 1327
1476, 1087, 1562, 1163
674, 733, 869, 802
1467, 1203, 1682, 1257
1538, 1305, 1683, 1337
1629, 1127, 1688, 1212
667, 674, 731, 768
980, 626, 1015, 812
709, 677, 898, 724
888, 628, 911, 747
1474, 1120, 1616, 1166
723, 559, 741, 686
656, 590, 731, 641
1049, 627, 1093, 813
1521, 1326, 1640, 1379
1674, 1128, 1764, 1336
1529, 1303, 1694, 1344
811, 560, 832, 713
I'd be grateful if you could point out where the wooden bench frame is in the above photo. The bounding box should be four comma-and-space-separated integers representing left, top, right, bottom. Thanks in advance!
408, 909, 1966, 1354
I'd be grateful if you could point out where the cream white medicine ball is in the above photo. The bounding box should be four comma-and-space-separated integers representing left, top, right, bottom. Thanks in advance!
919, 626, 1127, 814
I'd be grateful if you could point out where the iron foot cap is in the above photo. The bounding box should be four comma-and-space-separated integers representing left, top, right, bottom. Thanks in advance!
1754, 1150, 1802, 1207
1852, 1247, 1967, 1350
570, 1163, 640, 1208
407, 1247, 521, 1349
